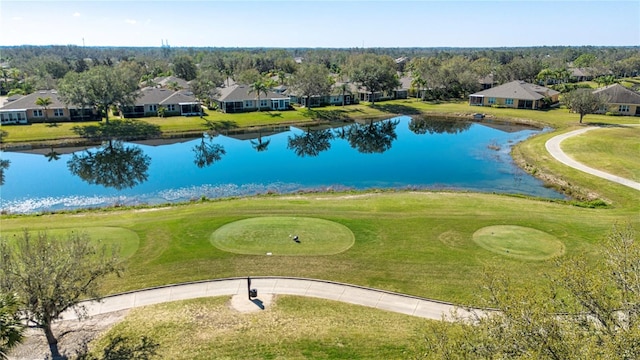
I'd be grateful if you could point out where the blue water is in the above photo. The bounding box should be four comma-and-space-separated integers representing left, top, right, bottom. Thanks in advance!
0, 116, 563, 213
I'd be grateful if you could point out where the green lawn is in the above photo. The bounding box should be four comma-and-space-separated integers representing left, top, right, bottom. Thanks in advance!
210, 216, 355, 255
2, 192, 636, 306
561, 126, 640, 181
87, 296, 431, 359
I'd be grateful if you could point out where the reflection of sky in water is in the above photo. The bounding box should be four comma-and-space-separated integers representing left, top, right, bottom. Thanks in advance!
0, 116, 563, 213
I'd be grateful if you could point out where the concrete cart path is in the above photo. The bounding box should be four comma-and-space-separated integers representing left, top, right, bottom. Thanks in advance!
545, 126, 640, 191
61, 277, 475, 322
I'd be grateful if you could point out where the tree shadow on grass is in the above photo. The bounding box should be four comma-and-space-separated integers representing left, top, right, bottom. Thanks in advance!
302, 108, 350, 121
72, 119, 161, 141
203, 119, 239, 133
371, 103, 421, 115
265, 111, 283, 118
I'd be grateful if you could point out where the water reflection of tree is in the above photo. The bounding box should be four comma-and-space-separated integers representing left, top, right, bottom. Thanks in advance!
44, 147, 61, 162
408, 116, 472, 135
0, 159, 9, 186
67, 140, 151, 190
287, 128, 333, 157
250, 131, 271, 152
345, 119, 399, 154
192, 133, 226, 168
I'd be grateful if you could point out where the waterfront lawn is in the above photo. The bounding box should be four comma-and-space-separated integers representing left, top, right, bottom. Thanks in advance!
2, 99, 632, 145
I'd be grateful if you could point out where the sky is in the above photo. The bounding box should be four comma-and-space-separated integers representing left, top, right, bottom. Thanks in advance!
1, 0, 638, 48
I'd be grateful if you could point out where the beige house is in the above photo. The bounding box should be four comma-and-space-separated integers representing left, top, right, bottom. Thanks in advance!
0, 89, 98, 125
468, 81, 560, 110
120, 87, 201, 118
593, 83, 640, 116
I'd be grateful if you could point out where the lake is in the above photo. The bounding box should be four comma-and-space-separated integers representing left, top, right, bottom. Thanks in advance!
0, 115, 563, 213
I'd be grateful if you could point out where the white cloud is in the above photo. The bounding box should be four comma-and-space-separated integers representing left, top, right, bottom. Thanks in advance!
125, 19, 137, 25
12, 16, 23, 21
73, 12, 81, 17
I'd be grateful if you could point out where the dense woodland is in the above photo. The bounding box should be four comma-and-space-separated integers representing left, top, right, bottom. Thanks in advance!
1, 45, 639, 102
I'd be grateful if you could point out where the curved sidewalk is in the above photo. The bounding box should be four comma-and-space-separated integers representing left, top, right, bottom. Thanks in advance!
61, 277, 474, 322
545, 126, 640, 191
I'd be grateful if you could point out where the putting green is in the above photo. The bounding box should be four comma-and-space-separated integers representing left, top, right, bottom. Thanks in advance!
472, 225, 564, 261
210, 216, 355, 256
0, 227, 140, 259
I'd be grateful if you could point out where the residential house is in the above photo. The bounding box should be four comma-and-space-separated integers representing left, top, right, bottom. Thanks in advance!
215, 84, 290, 113
120, 87, 201, 118
468, 81, 560, 109
0, 89, 98, 125
593, 83, 640, 116
153, 75, 190, 90
287, 81, 355, 108
479, 74, 496, 90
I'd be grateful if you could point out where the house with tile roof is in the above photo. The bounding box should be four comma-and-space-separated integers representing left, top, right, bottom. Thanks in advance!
120, 87, 201, 118
593, 83, 640, 116
0, 89, 99, 124
468, 81, 560, 110
215, 84, 290, 113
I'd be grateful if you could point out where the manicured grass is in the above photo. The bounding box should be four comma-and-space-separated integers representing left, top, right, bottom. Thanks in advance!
210, 216, 355, 256
87, 296, 430, 359
560, 126, 640, 181
1, 192, 637, 305
512, 126, 639, 209
0, 226, 140, 259
472, 225, 565, 261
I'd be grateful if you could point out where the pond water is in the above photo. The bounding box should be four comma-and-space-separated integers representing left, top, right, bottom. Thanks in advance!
0, 115, 563, 213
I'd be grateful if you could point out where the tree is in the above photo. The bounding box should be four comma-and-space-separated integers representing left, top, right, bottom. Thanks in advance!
336, 82, 351, 106
248, 81, 269, 111
171, 55, 197, 81
562, 89, 608, 123
346, 54, 399, 105
237, 68, 262, 85
58, 65, 139, 124
35, 96, 52, 124
420, 223, 640, 360
0, 230, 123, 359
290, 63, 332, 108
191, 68, 223, 108
0, 293, 23, 360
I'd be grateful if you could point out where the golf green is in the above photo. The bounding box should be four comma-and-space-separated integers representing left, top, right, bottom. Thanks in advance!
472, 225, 565, 261
210, 216, 355, 255
0, 227, 140, 259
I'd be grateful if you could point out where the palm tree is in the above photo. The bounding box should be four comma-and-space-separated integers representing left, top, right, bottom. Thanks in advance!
35, 96, 53, 124
248, 81, 269, 112
336, 83, 350, 106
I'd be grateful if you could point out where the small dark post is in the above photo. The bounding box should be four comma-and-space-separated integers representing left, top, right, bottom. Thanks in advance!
247, 276, 251, 300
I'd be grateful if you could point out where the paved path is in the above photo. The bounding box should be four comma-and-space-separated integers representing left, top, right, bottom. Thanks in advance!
545, 126, 640, 191
61, 277, 476, 321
